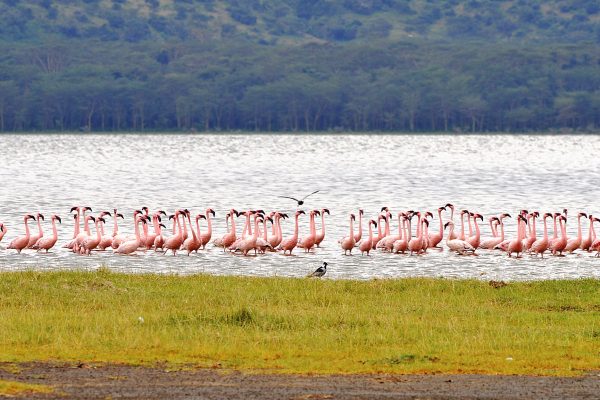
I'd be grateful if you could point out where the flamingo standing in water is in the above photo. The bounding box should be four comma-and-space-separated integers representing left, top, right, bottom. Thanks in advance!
26, 213, 44, 248
199, 208, 216, 249
183, 213, 205, 255
392, 214, 409, 254
278, 210, 305, 255
7, 214, 36, 253
298, 210, 320, 253
580, 214, 595, 252
408, 213, 425, 256
466, 213, 483, 250
256, 216, 274, 254
428, 206, 446, 248
81, 217, 106, 255
267, 212, 285, 249
523, 212, 539, 251
507, 215, 528, 258
444, 221, 475, 255
32, 215, 61, 252
359, 219, 377, 256
590, 218, 600, 256
233, 215, 264, 256
315, 208, 330, 247
565, 212, 587, 253
164, 211, 185, 256
354, 209, 364, 244
110, 210, 126, 249
214, 209, 239, 250
550, 216, 568, 256
446, 204, 458, 240
479, 217, 502, 249
115, 214, 146, 255
378, 212, 406, 252
530, 213, 552, 258
0, 223, 7, 244
340, 213, 356, 255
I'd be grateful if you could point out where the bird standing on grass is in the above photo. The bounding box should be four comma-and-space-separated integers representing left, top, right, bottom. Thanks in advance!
308, 262, 327, 278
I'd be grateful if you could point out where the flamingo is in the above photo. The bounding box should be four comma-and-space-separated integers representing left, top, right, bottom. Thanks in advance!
153, 221, 167, 252
492, 213, 513, 251
315, 208, 330, 247
590, 218, 600, 256
392, 215, 409, 254
115, 214, 146, 255
354, 209, 364, 243
466, 213, 483, 250
268, 212, 285, 249
298, 210, 320, 252
444, 221, 476, 255
81, 216, 106, 255
199, 208, 216, 249
213, 209, 239, 250
530, 213, 552, 258
523, 212, 539, 251
581, 214, 595, 252
359, 219, 377, 255
373, 209, 392, 249
256, 216, 274, 254
164, 211, 185, 256
182, 213, 205, 255
96, 211, 113, 250
278, 210, 305, 255
428, 206, 446, 248
32, 215, 61, 252
408, 213, 425, 256
0, 223, 6, 244
340, 213, 356, 255
378, 212, 406, 252
565, 212, 587, 253
446, 204, 458, 240
507, 215, 528, 258
110, 210, 126, 249
457, 210, 469, 241
550, 216, 568, 256
26, 213, 44, 248
480, 217, 502, 249
7, 214, 36, 253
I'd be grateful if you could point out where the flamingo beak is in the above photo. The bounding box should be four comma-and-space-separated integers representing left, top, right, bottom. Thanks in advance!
56, 216, 62, 223
70, 207, 78, 212
39, 214, 45, 221
211, 210, 216, 217
160, 223, 166, 228
118, 213, 124, 219
325, 209, 330, 215
86, 207, 92, 212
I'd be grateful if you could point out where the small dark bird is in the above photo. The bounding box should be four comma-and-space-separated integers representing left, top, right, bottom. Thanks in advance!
308, 262, 327, 278
278, 190, 320, 207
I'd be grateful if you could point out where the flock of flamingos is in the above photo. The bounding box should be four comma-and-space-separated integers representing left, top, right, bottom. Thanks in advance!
0, 204, 599, 259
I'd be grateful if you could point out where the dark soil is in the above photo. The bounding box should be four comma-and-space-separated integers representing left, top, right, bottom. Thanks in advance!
1, 363, 599, 399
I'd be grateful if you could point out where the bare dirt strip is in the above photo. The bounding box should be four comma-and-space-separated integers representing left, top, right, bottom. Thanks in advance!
1, 363, 599, 399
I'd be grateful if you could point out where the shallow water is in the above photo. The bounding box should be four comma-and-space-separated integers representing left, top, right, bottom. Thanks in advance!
0, 134, 599, 281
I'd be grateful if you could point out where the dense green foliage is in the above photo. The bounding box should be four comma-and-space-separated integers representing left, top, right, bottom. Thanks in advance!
0, 1, 599, 132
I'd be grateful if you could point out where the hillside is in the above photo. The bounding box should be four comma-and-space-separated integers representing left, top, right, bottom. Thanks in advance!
1, 0, 599, 44
0, 1, 599, 132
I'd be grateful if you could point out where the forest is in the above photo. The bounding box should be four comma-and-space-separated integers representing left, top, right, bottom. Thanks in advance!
0, 0, 599, 132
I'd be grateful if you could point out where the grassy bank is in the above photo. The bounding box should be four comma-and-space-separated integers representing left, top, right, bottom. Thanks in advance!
0, 271, 598, 376
0, 379, 52, 396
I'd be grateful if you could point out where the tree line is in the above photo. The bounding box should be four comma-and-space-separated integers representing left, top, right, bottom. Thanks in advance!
0, 39, 599, 132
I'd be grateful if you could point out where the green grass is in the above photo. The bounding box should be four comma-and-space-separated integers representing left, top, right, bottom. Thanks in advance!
0, 270, 599, 376
0, 379, 53, 396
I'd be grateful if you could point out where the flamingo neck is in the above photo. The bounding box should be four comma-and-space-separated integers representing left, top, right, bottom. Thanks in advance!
321, 213, 326, 236
206, 212, 212, 235
543, 217, 548, 240
113, 210, 118, 236
553, 217, 558, 239
577, 216, 582, 240
438, 210, 444, 236
188, 216, 197, 240
24, 218, 31, 239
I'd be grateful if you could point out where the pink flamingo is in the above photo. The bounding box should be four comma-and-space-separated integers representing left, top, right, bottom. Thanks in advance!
444, 221, 476, 255
530, 213, 552, 258
115, 214, 146, 255
373, 209, 392, 249
278, 210, 305, 255
110, 209, 126, 249
340, 213, 356, 255
96, 211, 113, 250
480, 217, 502, 249
32, 215, 62, 252
213, 209, 239, 250
234, 215, 263, 256
392, 215, 409, 254
229, 211, 253, 252
378, 212, 405, 252
580, 214, 595, 252
359, 219, 377, 255
408, 213, 425, 256
466, 213, 483, 250
7, 214, 36, 253
164, 211, 185, 256
315, 208, 330, 247
199, 208, 216, 249
551, 216, 568, 256
548, 213, 561, 248
0, 223, 6, 244
507, 215, 528, 258
446, 204, 458, 240
457, 210, 469, 241
183, 213, 206, 255
492, 214, 513, 251
153, 220, 167, 251
81, 217, 106, 255
428, 206, 447, 248
267, 212, 285, 249
590, 218, 600, 256
26, 213, 44, 248
256, 216, 274, 254
565, 212, 587, 253
523, 212, 539, 251
298, 210, 320, 252
354, 209, 364, 243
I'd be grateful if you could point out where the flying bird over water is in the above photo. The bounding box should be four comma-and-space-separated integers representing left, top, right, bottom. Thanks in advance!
277, 190, 320, 207
308, 262, 327, 278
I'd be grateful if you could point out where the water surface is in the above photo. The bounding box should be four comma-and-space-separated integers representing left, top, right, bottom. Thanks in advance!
0, 134, 599, 281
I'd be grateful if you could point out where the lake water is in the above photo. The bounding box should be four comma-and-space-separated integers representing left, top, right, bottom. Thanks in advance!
0, 133, 599, 281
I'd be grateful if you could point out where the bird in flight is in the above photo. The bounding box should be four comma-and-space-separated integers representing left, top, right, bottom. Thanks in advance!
278, 190, 320, 207
307, 262, 327, 278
